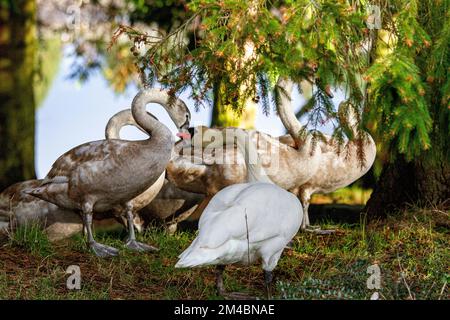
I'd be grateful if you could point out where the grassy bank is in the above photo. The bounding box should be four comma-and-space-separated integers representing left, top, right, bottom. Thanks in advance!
0, 206, 448, 300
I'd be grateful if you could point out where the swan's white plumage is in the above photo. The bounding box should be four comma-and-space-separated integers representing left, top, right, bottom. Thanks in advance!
175, 182, 302, 271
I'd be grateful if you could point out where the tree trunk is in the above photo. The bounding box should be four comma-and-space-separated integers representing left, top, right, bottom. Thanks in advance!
211, 4, 258, 130
211, 78, 256, 128
0, 0, 37, 190
365, 140, 450, 218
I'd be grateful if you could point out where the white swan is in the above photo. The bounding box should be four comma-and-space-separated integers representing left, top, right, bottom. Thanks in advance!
176, 129, 303, 299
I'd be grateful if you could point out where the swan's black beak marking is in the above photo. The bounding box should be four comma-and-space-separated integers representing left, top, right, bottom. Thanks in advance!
180, 119, 190, 131
188, 127, 195, 138
180, 113, 190, 131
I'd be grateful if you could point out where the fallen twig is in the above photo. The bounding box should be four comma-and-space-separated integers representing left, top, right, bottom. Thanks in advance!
438, 282, 447, 300
397, 254, 414, 300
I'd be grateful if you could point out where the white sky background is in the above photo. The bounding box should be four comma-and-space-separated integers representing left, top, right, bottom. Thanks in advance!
36, 49, 345, 178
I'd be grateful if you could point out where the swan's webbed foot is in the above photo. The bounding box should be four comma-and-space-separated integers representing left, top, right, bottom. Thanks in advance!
301, 211, 335, 234
221, 292, 258, 300
264, 270, 273, 300
89, 242, 119, 258
125, 239, 159, 252
305, 226, 336, 235
123, 207, 158, 252
82, 206, 119, 258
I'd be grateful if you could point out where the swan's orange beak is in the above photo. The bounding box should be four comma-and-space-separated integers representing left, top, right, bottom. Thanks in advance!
176, 132, 191, 140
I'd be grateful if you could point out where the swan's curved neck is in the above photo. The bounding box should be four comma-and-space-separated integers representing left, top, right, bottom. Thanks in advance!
105, 109, 139, 139
131, 90, 173, 141
234, 129, 273, 183
105, 109, 157, 139
191, 126, 273, 183
276, 78, 309, 148
345, 106, 361, 138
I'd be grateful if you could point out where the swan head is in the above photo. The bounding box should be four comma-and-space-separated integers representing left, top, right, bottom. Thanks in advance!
169, 99, 191, 132
175, 129, 192, 150
132, 88, 191, 133
164, 97, 191, 150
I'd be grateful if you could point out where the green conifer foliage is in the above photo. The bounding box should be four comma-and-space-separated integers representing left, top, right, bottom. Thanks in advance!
115, 0, 449, 210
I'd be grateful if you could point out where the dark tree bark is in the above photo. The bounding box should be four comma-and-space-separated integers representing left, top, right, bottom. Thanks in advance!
365, 1, 450, 218
365, 136, 450, 218
365, 157, 417, 218
0, 0, 37, 190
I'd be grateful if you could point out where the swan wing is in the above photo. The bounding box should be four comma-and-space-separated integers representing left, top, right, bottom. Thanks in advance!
176, 183, 302, 268
44, 140, 130, 180
198, 183, 298, 249
199, 183, 251, 215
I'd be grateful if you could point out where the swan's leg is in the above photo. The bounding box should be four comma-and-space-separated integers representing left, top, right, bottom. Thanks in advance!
301, 196, 336, 235
303, 201, 323, 230
214, 265, 257, 300
124, 205, 158, 252
81, 203, 119, 258
301, 200, 309, 229
297, 191, 335, 234
215, 265, 226, 296
296, 189, 310, 230
264, 270, 273, 300
300, 196, 318, 230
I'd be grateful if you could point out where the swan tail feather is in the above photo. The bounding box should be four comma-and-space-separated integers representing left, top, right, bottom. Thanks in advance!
175, 251, 217, 268
175, 243, 219, 268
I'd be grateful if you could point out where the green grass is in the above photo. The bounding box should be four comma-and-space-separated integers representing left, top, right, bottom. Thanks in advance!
0, 207, 448, 300
8, 222, 53, 257
312, 185, 372, 205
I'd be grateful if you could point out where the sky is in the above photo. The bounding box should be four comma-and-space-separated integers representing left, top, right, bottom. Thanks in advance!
36, 50, 344, 178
